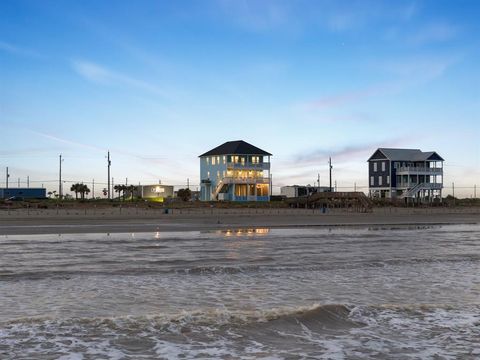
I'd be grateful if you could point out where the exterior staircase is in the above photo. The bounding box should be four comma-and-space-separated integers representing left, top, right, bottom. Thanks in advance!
213, 180, 228, 199
400, 183, 425, 199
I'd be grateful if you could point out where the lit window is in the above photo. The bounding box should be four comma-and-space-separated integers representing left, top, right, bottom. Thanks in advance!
212, 157, 216, 165
217, 156, 220, 164
207, 171, 210, 178
206, 157, 210, 165
223, 156, 226, 164
373, 162, 377, 172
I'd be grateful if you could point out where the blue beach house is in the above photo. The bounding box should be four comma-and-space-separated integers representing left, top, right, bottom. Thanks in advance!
199, 140, 272, 201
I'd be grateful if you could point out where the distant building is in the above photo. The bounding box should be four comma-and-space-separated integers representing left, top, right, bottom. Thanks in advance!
0, 188, 46, 199
280, 185, 330, 198
134, 185, 174, 202
368, 148, 444, 201
199, 140, 272, 201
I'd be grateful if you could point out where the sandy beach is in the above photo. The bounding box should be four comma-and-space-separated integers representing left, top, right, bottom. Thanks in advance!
0, 206, 478, 235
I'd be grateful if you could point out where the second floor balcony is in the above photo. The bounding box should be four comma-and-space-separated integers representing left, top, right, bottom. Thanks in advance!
226, 161, 270, 171
221, 176, 270, 185
396, 166, 443, 175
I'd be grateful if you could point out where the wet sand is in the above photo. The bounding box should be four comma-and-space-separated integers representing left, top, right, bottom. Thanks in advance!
0, 207, 478, 235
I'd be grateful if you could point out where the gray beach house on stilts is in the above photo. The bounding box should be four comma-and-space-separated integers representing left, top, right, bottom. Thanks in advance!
368, 148, 444, 202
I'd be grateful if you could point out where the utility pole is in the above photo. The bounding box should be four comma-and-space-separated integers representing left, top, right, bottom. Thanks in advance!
329, 157, 333, 192
317, 173, 320, 188
107, 151, 111, 199
59, 154, 63, 199
92, 179, 95, 199
187, 178, 190, 189
27, 176, 30, 188
354, 182, 357, 192
17, 178, 20, 187
6, 167, 9, 189
452, 182, 455, 206
125, 177, 128, 186
474, 184, 477, 199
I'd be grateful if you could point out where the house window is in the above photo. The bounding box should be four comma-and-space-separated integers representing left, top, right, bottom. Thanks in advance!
207, 171, 210, 178
378, 176, 382, 186
223, 156, 226, 164
216, 156, 220, 164
381, 162, 386, 171
252, 156, 259, 164
206, 157, 210, 165
373, 162, 377, 172
212, 157, 216, 165
370, 176, 374, 186
387, 176, 390, 185
217, 171, 220, 179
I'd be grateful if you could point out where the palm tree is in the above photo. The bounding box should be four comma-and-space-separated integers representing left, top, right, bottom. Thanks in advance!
70, 183, 80, 200
127, 185, 137, 201
114, 184, 123, 200
79, 184, 90, 200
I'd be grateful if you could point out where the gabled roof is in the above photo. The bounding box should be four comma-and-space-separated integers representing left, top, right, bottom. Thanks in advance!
199, 140, 272, 157
368, 148, 444, 162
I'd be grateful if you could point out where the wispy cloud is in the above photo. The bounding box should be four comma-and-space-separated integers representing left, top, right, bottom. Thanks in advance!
304, 54, 459, 111
71, 59, 169, 98
31, 130, 105, 152
216, 0, 290, 31
407, 22, 459, 45
292, 138, 407, 166
307, 82, 398, 110
0, 41, 44, 58
379, 54, 460, 80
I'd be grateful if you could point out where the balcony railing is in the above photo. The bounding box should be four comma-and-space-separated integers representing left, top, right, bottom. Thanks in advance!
396, 182, 443, 189
222, 177, 270, 184
226, 162, 270, 170
396, 166, 443, 174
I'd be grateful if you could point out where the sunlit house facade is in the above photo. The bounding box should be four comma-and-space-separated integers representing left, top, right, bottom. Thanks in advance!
199, 140, 272, 201
368, 148, 444, 202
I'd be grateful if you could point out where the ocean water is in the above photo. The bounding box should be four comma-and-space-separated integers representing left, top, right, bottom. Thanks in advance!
1, 224, 480, 359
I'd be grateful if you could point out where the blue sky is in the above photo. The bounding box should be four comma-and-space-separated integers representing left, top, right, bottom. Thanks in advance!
1, 0, 479, 196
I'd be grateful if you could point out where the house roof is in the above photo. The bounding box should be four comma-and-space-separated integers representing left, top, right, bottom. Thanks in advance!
199, 140, 272, 157
368, 148, 444, 161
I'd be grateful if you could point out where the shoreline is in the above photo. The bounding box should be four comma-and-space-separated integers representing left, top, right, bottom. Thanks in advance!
1, 207, 478, 235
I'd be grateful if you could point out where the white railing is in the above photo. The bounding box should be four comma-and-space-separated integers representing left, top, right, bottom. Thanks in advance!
396, 166, 442, 174
226, 162, 270, 170
222, 177, 270, 184
397, 182, 443, 189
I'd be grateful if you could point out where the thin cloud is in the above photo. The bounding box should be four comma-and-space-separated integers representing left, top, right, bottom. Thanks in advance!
292, 138, 407, 166
31, 130, 174, 167
306, 55, 459, 110
0, 41, 44, 58
407, 23, 458, 45
216, 0, 290, 31
31, 130, 105, 152
71, 59, 169, 98
308, 82, 398, 110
